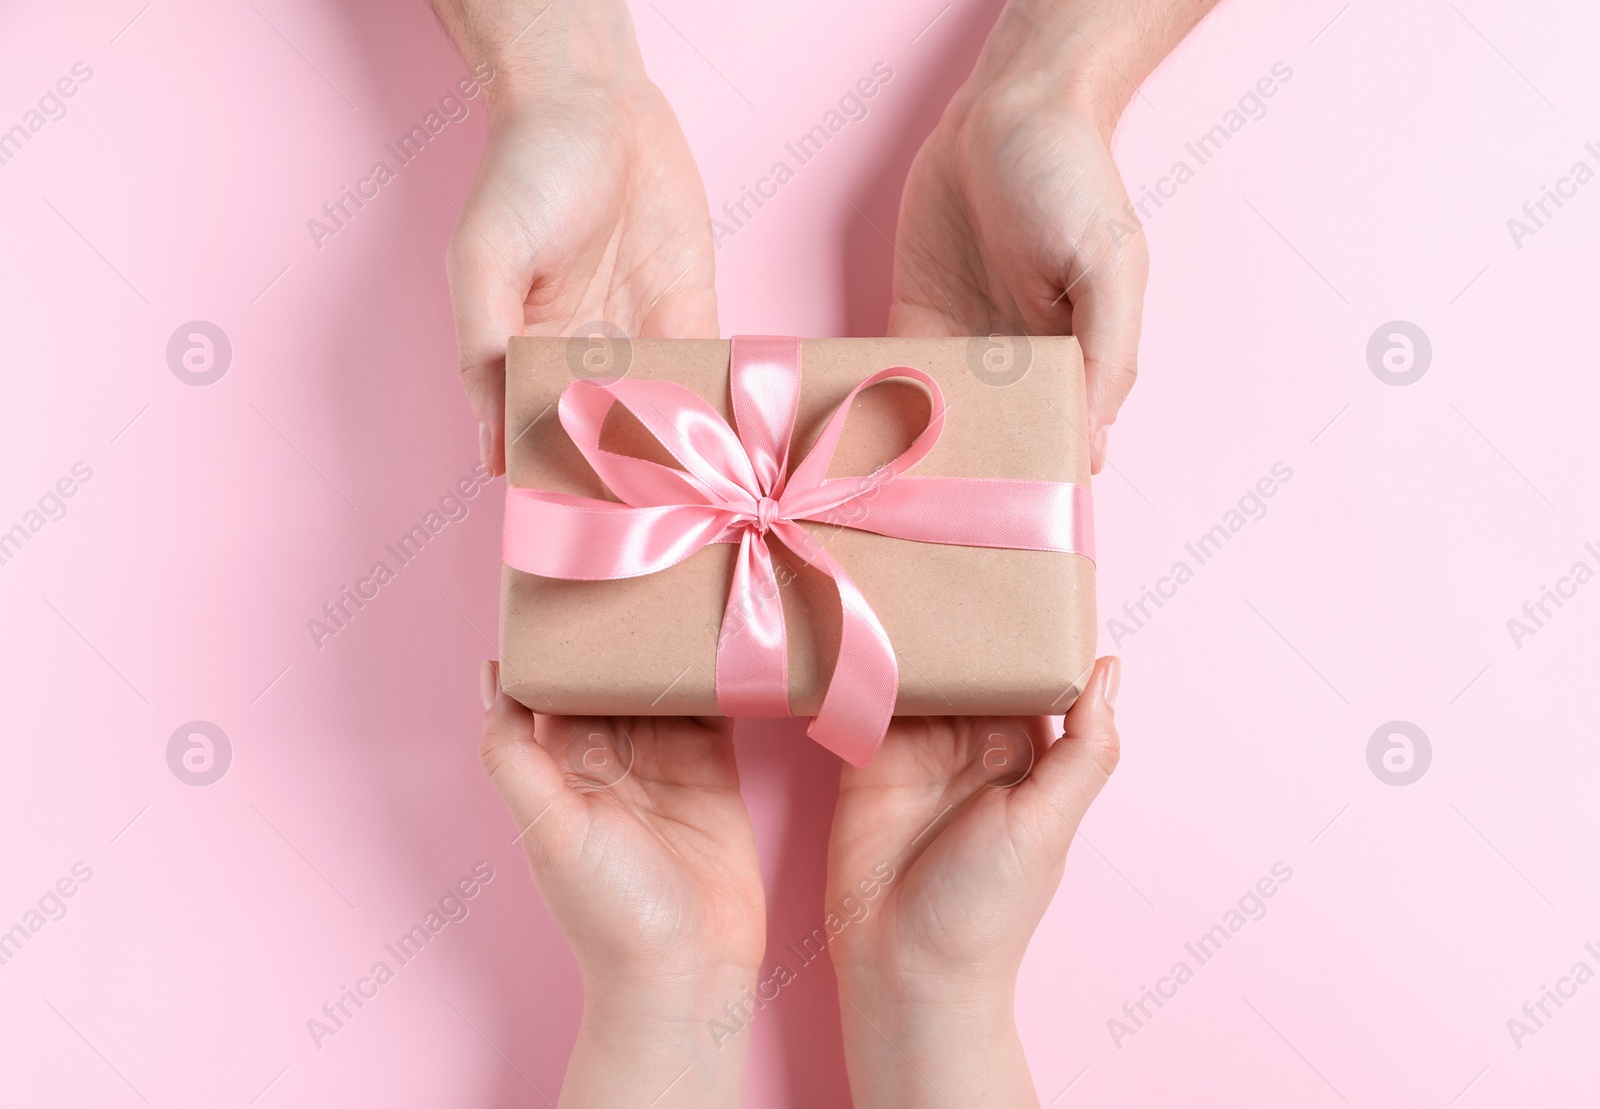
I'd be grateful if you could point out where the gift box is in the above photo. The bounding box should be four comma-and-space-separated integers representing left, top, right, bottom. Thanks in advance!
499, 335, 1096, 765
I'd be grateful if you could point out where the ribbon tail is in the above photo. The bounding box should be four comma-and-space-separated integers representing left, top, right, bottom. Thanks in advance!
715, 531, 791, 717
772, 522, 896, 767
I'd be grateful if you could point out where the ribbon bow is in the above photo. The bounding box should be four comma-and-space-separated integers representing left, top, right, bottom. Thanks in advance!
503, 336, 1094, 766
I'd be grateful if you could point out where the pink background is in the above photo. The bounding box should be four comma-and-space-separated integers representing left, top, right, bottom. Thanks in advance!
2, 0, 1596, 1105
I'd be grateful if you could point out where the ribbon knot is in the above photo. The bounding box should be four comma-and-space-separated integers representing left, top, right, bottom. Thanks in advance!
750, 496, 780, 535
503, 336, 1095, 767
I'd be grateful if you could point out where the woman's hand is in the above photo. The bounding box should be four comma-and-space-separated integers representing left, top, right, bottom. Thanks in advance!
479, 662, 761, 1109
826, 657, 1122, 1108
435, 0, 718, 476
891, 87, 1145, 470
891, 0, 1219, 467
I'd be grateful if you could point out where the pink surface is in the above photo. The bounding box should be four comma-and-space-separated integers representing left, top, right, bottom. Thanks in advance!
1, 0, 1595, 1105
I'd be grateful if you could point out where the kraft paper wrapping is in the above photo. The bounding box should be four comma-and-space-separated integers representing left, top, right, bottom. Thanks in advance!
499, 336, 1097, 718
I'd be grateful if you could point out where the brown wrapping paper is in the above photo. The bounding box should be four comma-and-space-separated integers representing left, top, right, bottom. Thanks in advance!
499, 336, 1097, 718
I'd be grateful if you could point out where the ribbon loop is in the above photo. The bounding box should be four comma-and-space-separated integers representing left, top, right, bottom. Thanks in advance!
503, 338, 1095, 766
729, 336, 801, 498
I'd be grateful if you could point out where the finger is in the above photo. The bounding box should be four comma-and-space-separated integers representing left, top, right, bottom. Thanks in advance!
1015, 656, 1121, 844
478, 661, 576, 859
1062, 230, 1148, 469
446, 217, 531, 477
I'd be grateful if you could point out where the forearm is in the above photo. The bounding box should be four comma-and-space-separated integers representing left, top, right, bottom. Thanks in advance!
963, 0, 1221, 136
429, 0, 647, 118
559, 970, 755, 1109
839, 977, 1039, 1108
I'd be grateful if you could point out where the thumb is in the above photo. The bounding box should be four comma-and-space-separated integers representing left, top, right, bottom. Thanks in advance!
1066, 235, 1146, 471
446, 217, 529, 477
478, 661, 575, 863
1016, 656, 1121, 846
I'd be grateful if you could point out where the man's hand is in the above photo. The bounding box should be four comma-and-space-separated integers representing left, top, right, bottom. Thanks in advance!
434, 0, 717, 476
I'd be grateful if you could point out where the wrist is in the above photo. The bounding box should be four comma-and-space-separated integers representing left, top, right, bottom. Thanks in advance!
560, 966, 758, 1109
836, 958, 1018, 1018
954, 0, 1152, 141
838, 977, 1037, 1108
433, 0, 649, 123
581, 962, 760, 1042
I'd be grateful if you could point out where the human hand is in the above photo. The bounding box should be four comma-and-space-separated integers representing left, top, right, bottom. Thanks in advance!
891, 91, 1143, 471
890, 0, 1218, 467
435, 0, 717, 477
825, 656, 1122, 1107
478, 662, 761, 1108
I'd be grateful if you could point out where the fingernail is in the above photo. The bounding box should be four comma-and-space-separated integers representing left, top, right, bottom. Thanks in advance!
478, 422, 491, 470
1092, 425, 1109, 464
479, 660, 498, 710
1101, 656, 1121, 709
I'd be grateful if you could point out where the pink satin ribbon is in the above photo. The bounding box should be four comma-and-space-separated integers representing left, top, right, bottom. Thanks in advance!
503, 336, 1095, 767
